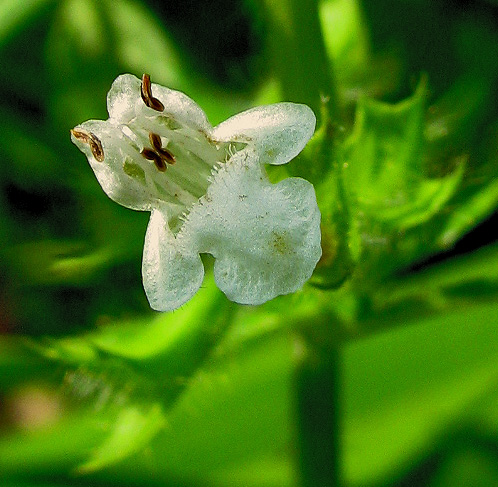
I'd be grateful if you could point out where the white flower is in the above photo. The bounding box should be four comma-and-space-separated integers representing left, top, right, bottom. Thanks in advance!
71, 74, 321, 311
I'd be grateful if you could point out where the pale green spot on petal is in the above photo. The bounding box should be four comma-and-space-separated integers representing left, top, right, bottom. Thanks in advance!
157, 115, 182, 131
123, 158, 147, 186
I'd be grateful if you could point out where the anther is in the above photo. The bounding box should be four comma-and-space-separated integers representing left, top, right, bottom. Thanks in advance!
70, 128, 104, 162
141, 74, 164, 112
149, 132, 162, 150
157, 146, 176, 164
149, 132, 175, 164
141, 148, 167, 172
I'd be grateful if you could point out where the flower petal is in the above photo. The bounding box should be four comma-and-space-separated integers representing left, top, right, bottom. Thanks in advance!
108, 74, 213, 135
211, 103, 316, 165
183, 152, 321, 305
107, 74, 141, 123
142, 210, 204, 311
71, 120, 165, 211
143, 81, 213, 133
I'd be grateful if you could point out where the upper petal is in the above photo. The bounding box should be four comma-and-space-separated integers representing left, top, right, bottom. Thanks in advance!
142, 210, 204, 311
183, 152, 322, 305
211, 103, 316, 165
107, 74, 213, 135
141, 80, 213, 134
107, 74, 142, 123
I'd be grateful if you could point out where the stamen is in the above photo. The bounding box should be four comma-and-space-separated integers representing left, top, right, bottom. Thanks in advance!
141, 148, 167, 172
149, 132, 176, 164
70, 129, 104, 162
141, 74, 164, 112
157, 146, 176, 165
149, 132, 162, 150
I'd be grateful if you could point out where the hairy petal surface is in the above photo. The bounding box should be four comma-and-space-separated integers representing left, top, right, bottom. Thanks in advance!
211, 103, 316, 165
184, 150, 322, 305
142, 210, 204, 311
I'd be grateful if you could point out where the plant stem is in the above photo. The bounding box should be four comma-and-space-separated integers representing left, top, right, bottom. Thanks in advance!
294, 333, 341, 487
262, 0, 339, 122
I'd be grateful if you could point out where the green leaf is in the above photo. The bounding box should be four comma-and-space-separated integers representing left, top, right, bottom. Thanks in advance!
343, 78, 464, 231
24, 275, 231, 379
343, 80, 426, 211
438, 176, 498, 249
25, 335, 98, 366
1, 278, 236, 475
4, 299, 498, 486
97, 332, 296, 486
74, 299, 498, 487
374, 243, 498, 319
77, 403, 166, 473
0, 331, 295, 485
343, 300, 498, 486
87, 277, 232, 377
0, 362, 163, 477
4, 240, 115, 287
340, 80, 467, 279
0, 412, 110, 477
374, 161, 465, 230
88, 281, 220, 360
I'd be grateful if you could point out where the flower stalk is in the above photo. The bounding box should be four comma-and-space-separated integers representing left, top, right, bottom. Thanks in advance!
294, 332, 342, 487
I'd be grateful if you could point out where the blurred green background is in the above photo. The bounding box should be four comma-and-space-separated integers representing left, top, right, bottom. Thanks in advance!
1, 0, 498, 486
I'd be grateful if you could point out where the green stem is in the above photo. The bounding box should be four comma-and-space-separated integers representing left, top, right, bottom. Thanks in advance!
262, 0, 339, 122
294, 333, 341, 487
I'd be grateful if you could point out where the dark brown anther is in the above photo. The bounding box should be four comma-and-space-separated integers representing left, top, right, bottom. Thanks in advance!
141, 74, 164, 112
149, 132, 163, 150
141, 148, 167, 172
71, 128, 104, 162
156, 146, 176, 164
142, 132, 175, 171
149, 132, 176, 164
141, 148, 157, 161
